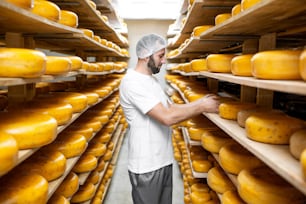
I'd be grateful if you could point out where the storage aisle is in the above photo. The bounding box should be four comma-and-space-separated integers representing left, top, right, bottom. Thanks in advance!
104, 134, 185, 204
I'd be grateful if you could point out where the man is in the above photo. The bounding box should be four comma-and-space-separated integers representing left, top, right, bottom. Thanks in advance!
119, 33, 219, 204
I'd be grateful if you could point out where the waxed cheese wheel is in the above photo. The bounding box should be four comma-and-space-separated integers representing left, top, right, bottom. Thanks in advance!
192, 159, 212, 173
86, 142, 107, 157
192, 25, 213, 37
45, 56, 72, 75
207, 166, 235, 194
201, 130, 234, 153
0, 133, 18, 176
219, 101, 257, 120
0, 172, 48, 204
289, 129, 306, 160
86, 170, 100, 185
251, 50, 302, 80
48, 194, 70, 204
70, 182, 96, 203
237, 166, 306, 204
207, 54, 235, 73
191, 58, 207, 71
31, 0, 60, 22
79, 91, 99, 105
65, 125, 94, 141
190, 190, 211, 204
73, 154, 97, 173
241, 0, 262, 11
300, 49, 306, 80
67, 56, 83, 71
245, 113, 305, 144
58, 10, 78, 28
231, 4, 241, 16
55, 172, 79, 198
221, 190, 246, 204
219, 143, 263, 175
231, 54, 253, 76
215, 13, 231, 25
0, 48, 46, 78
0, 111, 57, 149
5, 0, 32, 8
190, 183, 210, 193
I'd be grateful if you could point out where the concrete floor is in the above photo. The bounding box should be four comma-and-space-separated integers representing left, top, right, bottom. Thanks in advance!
104, 135, 184, 204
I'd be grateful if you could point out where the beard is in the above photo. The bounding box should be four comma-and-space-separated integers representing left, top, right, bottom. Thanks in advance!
147, 55, 161, 74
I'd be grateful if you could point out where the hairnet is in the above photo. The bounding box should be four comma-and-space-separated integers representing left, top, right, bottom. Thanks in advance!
136, 34, 167, 59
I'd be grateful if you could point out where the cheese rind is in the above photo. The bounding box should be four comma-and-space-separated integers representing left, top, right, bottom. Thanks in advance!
31, 0, 60, 22
0, 134, 18, 176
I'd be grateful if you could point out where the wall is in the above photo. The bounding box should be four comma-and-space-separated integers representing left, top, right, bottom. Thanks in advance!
125, 19, 173, 89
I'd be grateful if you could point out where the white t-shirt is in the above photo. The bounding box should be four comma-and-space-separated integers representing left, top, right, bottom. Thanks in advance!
119, 69, 174, 174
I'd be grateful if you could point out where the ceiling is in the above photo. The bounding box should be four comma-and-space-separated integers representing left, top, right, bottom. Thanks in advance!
111, 0, 184, 20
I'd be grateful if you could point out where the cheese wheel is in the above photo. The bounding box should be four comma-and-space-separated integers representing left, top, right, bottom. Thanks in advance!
0, 48, 46, 78
73, 154, 98, 173
94, 132, 111, 143
67, 56, 83, 71
237, 166, 306, 204
188, 127, 212, 141
207, 54, 235, 73
5, 0, 32, 9
103, 149, 112, 161
0, 111, 57, 149
245, 113, 305, 144
55, 172, 79, 198
77, 119, 102, 133
207, 166, 235, 194
58, 10, 78, 28
65, 126, 94, 141
231, 54, 253, 76
251, 50, 302, 80
299, 49, 306, 80
79, 91, 99, 105
190, 183, 210, 193
215, 13, 231, 25
0, 172, 48, 204
191, 58, 207, 72
190, 190, 211, 204
241, 0, 262, 11
219, 101, 257, 120
31, 0, 60, 22
192, 25, 213, 37
219, 143, 263, 175
70, 182, 96, 203
18, 150, 66, 181
231, 4, 241, 16
201, 130, 234, 153
48, 194, 70, 204
0, 133, 18, 176
289, 129, 306, 160
221, 190, 246, 204
45, 133, 87, 158
192, 159, 212, 173
86, 170, 100, 185
45, 56, 72, 75
86, 142, 107, 157
96, 158, 106, 172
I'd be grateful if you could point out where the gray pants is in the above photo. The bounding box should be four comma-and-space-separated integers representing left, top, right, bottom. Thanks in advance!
128, 164, 173, 204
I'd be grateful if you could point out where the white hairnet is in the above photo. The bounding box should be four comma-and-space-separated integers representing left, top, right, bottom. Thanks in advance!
136, 33, 167, 59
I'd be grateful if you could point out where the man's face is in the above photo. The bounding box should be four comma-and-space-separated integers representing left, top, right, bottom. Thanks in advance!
147, 49, 166, 74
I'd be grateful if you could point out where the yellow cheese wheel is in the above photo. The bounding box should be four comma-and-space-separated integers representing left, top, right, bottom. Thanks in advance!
300, 49, 306, 81
0, 133, 18, 176
215, 13, 231, 25
231, 4, 241, 16
96, 158, 106, 172
31, 0, 60, 22
93, 132, 111, 143
190, 190, 211, 204
86, 170, 100, 185
48, 194, 70, 204
191, 58, 207, 72
67, 56, 83, 71
45, 133, 87, 158
73, 154, 98, 173
241, 0, 262, 11
103, 149, 112, 161
245, 113, 305, 144
5, 0, 32, 9
18, 150, 66, 181
86, 142, 107, 157
58, 10, 78, 28
192, 25, 213, 37
65, 126, 94, 141
289, 129, 306, 160
55, 172, 79, 198
201, 130, 234, 153
45, 56, 72, 75
78, 91, 99, 105
231, 54, 253, 76
219, 101, 257, 120
0, 111, 57, 149
237, 166, 306, 204
207, 166, 235, 194
251, 50, 302, 80
190, 183, 210, 193
207, 54, 235, 73
188, 127, 212, 141
221, 190, 246, 204
192, 159, 212, 173
77, 119, 102, 133
0, 172, 48, 203
70, 182, 96, 203
219, 143, 263, 175
0, 48, 46, 78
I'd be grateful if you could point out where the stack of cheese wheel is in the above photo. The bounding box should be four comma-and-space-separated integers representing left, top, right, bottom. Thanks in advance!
251, 50, 302, 80
215, 13, 231, 25
231, 54, 253, 76
5, 0, 33, 9
207, 54, 235, 73
58, 10, 78, 28
219, 143, 263, 175
300, 49, 306, 80
0, 111, 57, 149
45, 56, 72, 75
207, 166, 235, 194
241, 0, 262, 11
67, 56, 83, 71
245, 112, 305, 144
0, 171, 49, 204
222, 190, 246, 204
31, 0, 60, 22
192, 25, 214, 37
0, 133, 18, 176
219, 101, 257, 120
201, 129, 235, 153
55, 172, 80, 198
0, 48, 46, 78
191, 58, 207, 72
16, 149, 67, 181
237, 166, 306, 204
70, 181, 96, 203
289, 129, 306, 160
